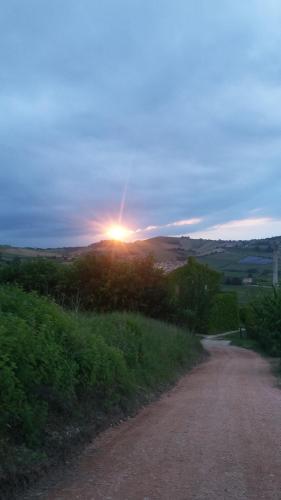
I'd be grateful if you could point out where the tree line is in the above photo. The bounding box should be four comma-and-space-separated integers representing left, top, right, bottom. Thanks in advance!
0, 254, 239, 333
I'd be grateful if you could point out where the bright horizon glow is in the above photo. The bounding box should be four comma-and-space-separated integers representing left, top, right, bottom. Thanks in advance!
106, 224, 132, 241
191, 217, 281, 241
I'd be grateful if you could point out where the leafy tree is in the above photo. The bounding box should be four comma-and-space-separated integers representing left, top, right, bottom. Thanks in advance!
208, 292, 239, 333
70, 254, 169, 317
0, 255, 168, 317
168, 257, 221, 332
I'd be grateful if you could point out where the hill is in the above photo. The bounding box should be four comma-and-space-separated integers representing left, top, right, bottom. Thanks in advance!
1, 235, 280, 285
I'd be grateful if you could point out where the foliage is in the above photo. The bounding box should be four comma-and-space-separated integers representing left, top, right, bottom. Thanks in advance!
69, 254, 169, 317
226, 331, 262, 352
0, 259, 64, 299
0, 285, 202, 460
224, 276, 242, 286
78, 312, 202, 389
168, 257, 221, 332
208, 292, 239, 334
245, 288, 281, 357
0, 255, 170, 319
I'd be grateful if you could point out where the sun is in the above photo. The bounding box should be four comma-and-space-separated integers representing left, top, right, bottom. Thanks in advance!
106, 224, 131, 241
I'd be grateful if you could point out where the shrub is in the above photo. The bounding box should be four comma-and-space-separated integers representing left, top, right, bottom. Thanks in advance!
208, 292, 239, 334
245, 288, 281, 356
0, 286, 130, 448
168, 257, 221, 332
0, 255, 170, 319
70, 254, 169, 317
0, 259, 64, 299
0, 285, 202, 461
78, 312, 202, 389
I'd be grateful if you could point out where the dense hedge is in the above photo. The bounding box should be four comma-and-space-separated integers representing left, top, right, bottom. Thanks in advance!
168, 257, 221, 333
0, 255, 170, 319
244, 288, 281, 356
208, 292, 239, 334
0, 285, 203, 477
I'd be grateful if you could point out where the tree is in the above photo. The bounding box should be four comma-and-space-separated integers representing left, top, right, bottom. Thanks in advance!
168, 257, 221, 332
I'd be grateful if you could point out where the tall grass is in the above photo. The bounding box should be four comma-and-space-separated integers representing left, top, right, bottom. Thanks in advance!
77, 312, 202, 389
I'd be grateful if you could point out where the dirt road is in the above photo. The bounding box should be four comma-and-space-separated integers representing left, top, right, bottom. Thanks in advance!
25, 339, 281, 500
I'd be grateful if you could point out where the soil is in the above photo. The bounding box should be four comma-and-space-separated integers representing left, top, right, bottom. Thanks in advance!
22, 339, 281, 500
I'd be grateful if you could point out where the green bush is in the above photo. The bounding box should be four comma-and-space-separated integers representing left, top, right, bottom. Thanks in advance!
245, 288, 281, 356
0, 285, 202, 461
77, 312, 202, 389
0, 259, 64, 299
0, 286, 130, 448
0, 255, 170, 319
69, 254, 170, 317
208, 292, 239, 334
168, 257, 221, 332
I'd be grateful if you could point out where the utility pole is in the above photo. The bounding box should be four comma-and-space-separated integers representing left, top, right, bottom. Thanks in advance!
273, 243, 279, 287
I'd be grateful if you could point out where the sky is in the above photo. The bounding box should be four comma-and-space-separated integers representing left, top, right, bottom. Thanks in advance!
1, 0, 281, 247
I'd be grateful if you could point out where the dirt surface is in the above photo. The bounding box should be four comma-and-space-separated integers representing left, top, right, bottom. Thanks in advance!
23, 339, 281, 500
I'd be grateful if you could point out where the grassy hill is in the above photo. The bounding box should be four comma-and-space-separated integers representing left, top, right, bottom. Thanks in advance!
1, 235, 280, 286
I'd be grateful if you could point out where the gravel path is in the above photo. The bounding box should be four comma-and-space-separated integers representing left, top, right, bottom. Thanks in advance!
25, 339, 281, 500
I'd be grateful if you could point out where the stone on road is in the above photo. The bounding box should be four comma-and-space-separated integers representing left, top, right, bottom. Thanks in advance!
25, 340, 281, 500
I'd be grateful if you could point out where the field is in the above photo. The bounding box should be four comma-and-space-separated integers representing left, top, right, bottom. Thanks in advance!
221, 284, 271, 305
197, 247, 280, 286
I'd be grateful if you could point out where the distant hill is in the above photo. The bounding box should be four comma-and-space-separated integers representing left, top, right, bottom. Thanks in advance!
1, 235, 281, 283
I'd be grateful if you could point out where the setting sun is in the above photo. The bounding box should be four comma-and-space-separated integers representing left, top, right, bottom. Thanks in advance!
106, 224, 131, 241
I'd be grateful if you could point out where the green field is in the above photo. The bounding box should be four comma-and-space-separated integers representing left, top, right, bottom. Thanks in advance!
222, 284, 272, 305
198, 247, 279, 287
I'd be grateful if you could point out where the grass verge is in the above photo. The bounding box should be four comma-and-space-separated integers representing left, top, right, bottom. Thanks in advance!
226, 331, 263, 352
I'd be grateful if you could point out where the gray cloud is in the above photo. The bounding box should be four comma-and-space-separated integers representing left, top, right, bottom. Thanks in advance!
1, 0, 281, 245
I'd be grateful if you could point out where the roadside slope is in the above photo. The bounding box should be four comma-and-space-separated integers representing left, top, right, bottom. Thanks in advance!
23, 340, 281, 500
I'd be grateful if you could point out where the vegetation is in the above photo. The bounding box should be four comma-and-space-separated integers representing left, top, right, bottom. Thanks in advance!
0, 255, 169, 319
222, 283, 272, 305
244, 288, 281, 357
68, 254, 169, 317
224, 276, 242, 286
0, 258, 65, 298
197, 245, 279, 286
226, 331, 262, 352
0, 285, 203, 489
168, 257, 221, 333
0, 251, 255, 495
208, 293, 239, 334
0, 255, 240, 334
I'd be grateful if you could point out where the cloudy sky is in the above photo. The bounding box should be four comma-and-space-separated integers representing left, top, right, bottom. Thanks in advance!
2, 0, 281, 247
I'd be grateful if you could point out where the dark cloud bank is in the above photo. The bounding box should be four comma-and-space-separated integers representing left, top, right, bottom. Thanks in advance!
1, 0, 281, 246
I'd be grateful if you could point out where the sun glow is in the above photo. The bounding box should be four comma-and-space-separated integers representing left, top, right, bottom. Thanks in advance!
106, 224, 132, 241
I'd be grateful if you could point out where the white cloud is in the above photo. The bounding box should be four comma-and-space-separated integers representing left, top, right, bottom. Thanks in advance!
191, 217, 281, 240
136, 218, 202, 234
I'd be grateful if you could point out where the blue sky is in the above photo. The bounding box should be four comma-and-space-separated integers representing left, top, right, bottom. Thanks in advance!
1, 0, 281, 246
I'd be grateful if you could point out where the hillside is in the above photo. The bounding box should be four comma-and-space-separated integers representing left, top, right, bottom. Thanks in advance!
1, 235, 281, 284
